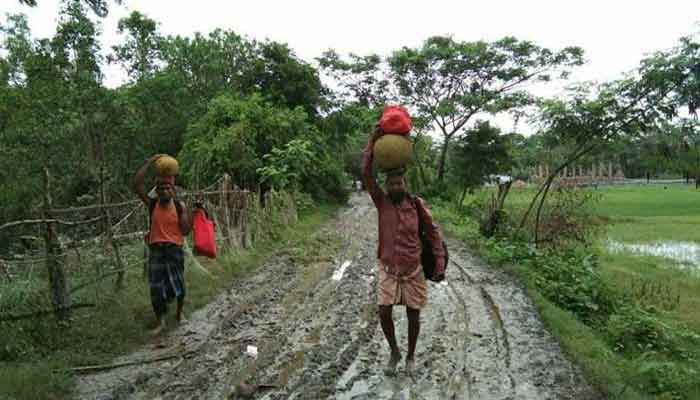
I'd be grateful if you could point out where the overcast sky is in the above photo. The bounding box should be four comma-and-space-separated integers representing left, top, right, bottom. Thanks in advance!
2, 0, 699, 132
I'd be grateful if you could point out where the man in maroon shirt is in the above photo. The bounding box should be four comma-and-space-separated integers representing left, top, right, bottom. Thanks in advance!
363, 128, 446, 376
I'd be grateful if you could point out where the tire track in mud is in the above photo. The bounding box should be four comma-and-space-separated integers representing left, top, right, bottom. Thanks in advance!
74, 193, 602, 400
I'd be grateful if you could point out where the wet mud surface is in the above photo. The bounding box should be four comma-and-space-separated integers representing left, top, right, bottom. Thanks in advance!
75, 193, 603, 400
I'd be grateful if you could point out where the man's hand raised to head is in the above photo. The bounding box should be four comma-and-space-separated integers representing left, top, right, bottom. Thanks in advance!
370, 125, 383, 144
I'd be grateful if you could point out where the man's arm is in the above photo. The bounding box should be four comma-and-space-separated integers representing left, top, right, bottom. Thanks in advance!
132, 154, 162, 206
417, 197, 446, 279
362, 128, 385, 207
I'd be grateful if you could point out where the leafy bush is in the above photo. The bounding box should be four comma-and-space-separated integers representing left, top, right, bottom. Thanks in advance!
538, 186, 603, 247
606, 304, 700, 359
480, 235, 614, 323
293, 191, 315, 215
178, 93, 317, 189
636, 360, 696, 398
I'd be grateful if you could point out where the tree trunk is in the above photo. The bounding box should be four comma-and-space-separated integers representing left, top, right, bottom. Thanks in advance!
100, 163, 125, 290
480, 181, 513, 237
534, 175, 556, 246
518, 141, 600, 235
44, 168, 71, 322
458, 186, 468, 210
436, 135, 451, 182
412, 133, 429, 189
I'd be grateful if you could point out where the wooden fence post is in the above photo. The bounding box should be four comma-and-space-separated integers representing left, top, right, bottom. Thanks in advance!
43, 167, 71, 322
100, 164, 126, 290
221, 174, 232, 247
241, 190, 251, 249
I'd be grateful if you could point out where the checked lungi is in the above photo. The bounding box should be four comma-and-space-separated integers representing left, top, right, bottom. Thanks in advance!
148, 243, 186, 317
377, 262, 427, 310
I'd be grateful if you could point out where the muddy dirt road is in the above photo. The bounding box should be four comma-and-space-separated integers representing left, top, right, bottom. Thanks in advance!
75, 193, 602, 400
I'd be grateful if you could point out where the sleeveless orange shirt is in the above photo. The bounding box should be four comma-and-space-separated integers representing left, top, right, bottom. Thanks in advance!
149, 201, 184, 246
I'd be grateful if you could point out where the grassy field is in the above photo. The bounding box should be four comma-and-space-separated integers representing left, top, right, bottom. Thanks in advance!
0, 203, 339, 400
543, 184, 700, 399
595, 185, 700, 243
437, 183, 700, 399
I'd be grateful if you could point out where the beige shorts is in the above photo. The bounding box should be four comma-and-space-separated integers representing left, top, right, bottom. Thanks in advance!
377, 262, 427, 310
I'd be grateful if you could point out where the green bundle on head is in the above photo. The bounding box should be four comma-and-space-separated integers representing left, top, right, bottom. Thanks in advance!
154, 155, 179, 177
373, 134, 413, 172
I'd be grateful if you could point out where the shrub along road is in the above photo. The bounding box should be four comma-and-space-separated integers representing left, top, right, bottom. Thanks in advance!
75, 193, 602, 399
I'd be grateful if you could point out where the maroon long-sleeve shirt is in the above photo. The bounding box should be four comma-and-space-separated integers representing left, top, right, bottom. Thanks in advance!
362, 141, 446, 275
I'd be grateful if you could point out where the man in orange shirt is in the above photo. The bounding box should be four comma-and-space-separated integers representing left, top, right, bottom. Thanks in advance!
133, 155, 191, 336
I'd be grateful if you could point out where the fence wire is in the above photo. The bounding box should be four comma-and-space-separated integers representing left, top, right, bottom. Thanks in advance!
0, 176, 297, 321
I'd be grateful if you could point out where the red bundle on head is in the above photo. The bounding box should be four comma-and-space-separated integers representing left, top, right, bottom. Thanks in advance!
379, 105, 412, 135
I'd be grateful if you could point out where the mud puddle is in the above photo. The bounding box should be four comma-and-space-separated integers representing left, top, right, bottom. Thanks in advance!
74, 193, 602, 400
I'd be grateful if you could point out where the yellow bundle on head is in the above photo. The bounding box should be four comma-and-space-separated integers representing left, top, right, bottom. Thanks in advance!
373, 134, 413, 172
154, 155, 179, 177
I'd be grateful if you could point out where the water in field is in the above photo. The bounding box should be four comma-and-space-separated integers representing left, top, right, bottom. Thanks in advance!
607, 239, 700, 270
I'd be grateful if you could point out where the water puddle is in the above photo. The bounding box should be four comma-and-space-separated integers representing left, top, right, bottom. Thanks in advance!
606, 239, 700, 271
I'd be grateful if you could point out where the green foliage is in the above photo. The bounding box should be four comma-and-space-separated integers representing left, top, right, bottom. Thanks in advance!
18, 0, 123, 18
0, 202, 338, 400
179, 94, 348, 200
482, 237, 613, 323
258, 139, 316, 190
292, 191, 315, 215
158, 29, 323, 116
448, 120, 512, 189
605, 305, 696, 357
179, 94, 314, 187
321, 36, 584, 181
317, 51, 391, 107
111, 11, 161, 81
388, 36, 583, 121
0, 361, 72, 400
256, 41, 324, 118
538, 187, 603, 247
636, 360, 697, 398
432, 183, 700, 399
532, 34, 700, 192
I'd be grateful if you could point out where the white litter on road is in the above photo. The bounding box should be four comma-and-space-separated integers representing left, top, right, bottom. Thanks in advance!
332, 260, 352, 281
245, 345, 258, 358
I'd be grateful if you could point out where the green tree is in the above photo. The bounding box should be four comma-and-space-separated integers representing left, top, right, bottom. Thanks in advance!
110, 11, 161, 81
318, 51, 394, 108
18, 0, 123, 17
178, 94, 316, 188
449, 121, 511, 203
389, 36, 584, 181
254, 41, 324, 118
319, 37, 584, 183
520, 34, 700, 242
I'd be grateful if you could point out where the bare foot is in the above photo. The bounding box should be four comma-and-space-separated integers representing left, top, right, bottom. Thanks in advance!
149, 319, 166, 336
405, 357, 416, 377
384, 351, 402, 376
176, 313, 188, 325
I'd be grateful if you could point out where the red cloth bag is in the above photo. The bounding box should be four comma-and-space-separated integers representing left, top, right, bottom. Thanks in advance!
379, 105, 412, 135
192, 207, 217, 258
